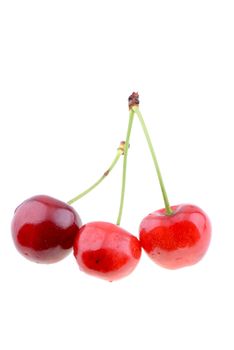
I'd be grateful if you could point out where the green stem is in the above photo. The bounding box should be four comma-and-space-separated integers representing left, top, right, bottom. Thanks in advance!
67, 144, 124, 205
133, 106, 173, 215
116, 110, 135, 225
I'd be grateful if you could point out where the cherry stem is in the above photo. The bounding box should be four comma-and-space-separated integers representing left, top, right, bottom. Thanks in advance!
132, 106, 173, 215
116, 109, 135, 225
67, 142, 125, 205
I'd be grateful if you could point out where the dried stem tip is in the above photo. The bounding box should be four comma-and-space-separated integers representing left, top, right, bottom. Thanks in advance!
118, 141, 126, 154
117, 141, 130, 155
128, 92, 139, 109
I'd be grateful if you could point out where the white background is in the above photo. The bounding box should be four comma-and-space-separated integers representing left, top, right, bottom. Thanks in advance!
0, 1, 233, 349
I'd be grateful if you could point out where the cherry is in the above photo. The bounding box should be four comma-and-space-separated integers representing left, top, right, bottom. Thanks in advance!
73, 222, 141, 281
139, 204, 211, 269
11, 142, 126, 266
11, 195, 82, 263
71, 121, 141, 282
128, 93, 211, 269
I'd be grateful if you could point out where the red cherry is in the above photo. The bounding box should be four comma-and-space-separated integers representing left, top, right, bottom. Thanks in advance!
73, 221, 141, 281
139, 204, 211, 269
11, 195, 82, 264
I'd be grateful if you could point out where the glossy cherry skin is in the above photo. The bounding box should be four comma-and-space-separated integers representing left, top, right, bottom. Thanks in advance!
73, 221, 142, 281
11, 195, 82, 264
139, 204, 211, 269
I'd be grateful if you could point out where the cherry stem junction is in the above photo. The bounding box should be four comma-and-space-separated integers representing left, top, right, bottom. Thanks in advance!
67, 142, 125, 205
116, 109, 134, 225
132, 105, 173, 215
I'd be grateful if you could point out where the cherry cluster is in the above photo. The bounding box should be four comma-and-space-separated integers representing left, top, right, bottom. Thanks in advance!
11, 93, 211, 281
